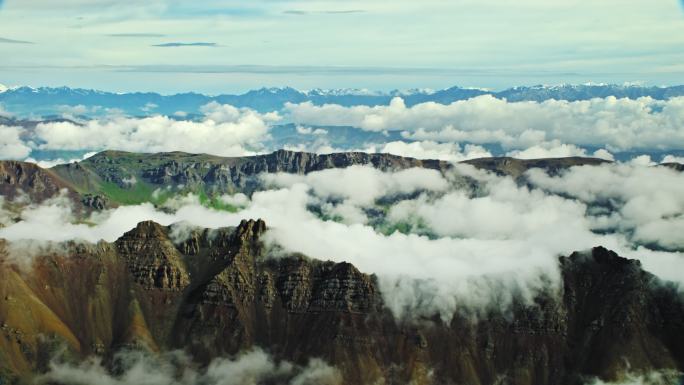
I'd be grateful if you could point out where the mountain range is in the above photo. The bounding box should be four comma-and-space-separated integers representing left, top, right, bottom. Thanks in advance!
2, 84, 684, 116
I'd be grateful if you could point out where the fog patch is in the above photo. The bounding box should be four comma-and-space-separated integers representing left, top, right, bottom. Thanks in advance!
585, 369, 682, 385
36, 348, 341, 385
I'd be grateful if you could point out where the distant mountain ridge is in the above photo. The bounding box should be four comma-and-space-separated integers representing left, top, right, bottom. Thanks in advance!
2, 83, 684, 116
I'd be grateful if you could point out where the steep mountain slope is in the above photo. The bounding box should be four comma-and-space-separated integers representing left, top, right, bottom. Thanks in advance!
0, 161, 82, 208
0, 220, 682, 384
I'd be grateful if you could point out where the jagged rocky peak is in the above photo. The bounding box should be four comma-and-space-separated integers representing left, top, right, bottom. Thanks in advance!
234, 218, 267, 242
111, 219, 268, 293
115, 220, 190, 290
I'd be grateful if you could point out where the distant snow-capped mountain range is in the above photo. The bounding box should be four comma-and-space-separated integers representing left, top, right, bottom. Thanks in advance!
1, 83, 683, 117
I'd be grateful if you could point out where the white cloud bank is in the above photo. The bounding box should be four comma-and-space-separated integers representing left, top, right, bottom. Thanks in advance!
527, 163, 684, 251
32, 103, 280, 157
662, 155, 684, 164
285, 96, 684, 151
3, 97, 683, 166
366, 140, 493, 162
506, 140, 615, 161
0, 125, 32, 159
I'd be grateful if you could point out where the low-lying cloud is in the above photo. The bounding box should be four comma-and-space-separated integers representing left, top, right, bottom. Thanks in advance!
527, 164, 684, 250
0, 36, 33, 44
152, 42, 218, 47
3, 97, 683, 166
285, 95, 684, 151
0, 125, 32, 159
365, 140, 493, 162
32, 103, 279, 156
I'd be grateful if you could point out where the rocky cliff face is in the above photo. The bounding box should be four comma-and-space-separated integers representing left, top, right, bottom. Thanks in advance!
0, 220, 682, 385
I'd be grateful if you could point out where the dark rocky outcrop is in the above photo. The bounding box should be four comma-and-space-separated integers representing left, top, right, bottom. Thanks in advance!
0, 221, 682, 385
661, 162, 684, 172
463, 157, 610, 180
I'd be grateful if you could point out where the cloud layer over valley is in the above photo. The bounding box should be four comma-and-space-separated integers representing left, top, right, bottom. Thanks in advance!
1, 163, 682, 321
286, 95, 684, 152
2, 95, 684, 165
29, 103, 280, 157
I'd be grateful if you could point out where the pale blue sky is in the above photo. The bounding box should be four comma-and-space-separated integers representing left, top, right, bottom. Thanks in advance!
0, 0, 683, 93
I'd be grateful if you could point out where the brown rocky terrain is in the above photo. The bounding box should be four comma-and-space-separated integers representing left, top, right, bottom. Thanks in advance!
0, 161, 80, 204
0, 219, 682, 385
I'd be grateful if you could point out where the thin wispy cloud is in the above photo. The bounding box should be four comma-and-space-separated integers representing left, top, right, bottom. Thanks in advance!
283, 9, 366, 15
109, 33, 166, 38
0, 37, 33, 44
152, 42, 217, 48
324, 10, 365, 14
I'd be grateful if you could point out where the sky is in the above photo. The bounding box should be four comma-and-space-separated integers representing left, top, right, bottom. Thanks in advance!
0, 0, 683, 93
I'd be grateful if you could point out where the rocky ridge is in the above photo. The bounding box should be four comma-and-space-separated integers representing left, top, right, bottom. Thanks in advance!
0, 150, 615, 210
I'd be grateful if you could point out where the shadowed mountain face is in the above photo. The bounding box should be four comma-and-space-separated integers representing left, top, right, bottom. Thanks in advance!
0, 150, 612, 209
0, 220, 682, 385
